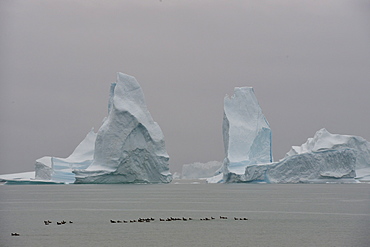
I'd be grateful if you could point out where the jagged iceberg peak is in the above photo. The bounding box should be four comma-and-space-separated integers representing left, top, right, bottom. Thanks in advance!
74, 72, 172, 183
222, 87, 273, 178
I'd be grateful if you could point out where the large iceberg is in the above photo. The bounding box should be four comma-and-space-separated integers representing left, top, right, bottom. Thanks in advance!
228, 129, 370, 183
73, 73, 172, 183
285, 128, 370, 169
1, 72, 171, 184
208, 87, 273, 183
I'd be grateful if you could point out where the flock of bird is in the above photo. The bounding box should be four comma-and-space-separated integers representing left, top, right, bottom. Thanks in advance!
10, 215, 248, 236
44, 220, 73, 225
109, 216, 248, 223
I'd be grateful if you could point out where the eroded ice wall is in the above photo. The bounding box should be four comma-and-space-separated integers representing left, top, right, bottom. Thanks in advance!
220, 87, 273, 183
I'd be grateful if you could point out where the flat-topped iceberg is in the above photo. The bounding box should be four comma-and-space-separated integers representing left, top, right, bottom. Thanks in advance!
285, 128, 370, 170
208, 87, 273, 183
227, 129, 370, 183
73, 73, 172, 183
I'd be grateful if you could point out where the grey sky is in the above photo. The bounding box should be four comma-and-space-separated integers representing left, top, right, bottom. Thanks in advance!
1, 0, 370, 174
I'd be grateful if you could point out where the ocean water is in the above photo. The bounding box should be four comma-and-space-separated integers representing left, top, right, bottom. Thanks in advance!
0, 183, 369, 247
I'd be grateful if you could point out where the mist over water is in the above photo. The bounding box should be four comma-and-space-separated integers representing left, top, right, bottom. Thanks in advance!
1, 184, 369, 247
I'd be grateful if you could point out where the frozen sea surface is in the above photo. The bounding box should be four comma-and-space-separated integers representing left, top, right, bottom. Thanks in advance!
0, 183, 369, 247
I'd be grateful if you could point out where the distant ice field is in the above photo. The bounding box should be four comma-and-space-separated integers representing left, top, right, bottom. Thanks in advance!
0, 183, 369, 247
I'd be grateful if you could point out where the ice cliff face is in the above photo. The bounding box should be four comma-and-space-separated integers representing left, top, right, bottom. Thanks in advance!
73, 73, 172, 183
34, 129, 97, 183
225, 129, 369, 183
219, 87, 272, 182
285, 128, 370, 170
229, 148, 357, 183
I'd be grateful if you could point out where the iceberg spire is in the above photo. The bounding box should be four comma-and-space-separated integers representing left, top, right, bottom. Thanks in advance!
221, 87, 273, 182
73, 73, 172, 183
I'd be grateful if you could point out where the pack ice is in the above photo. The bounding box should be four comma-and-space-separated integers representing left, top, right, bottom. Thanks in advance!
73, 73, 172, 183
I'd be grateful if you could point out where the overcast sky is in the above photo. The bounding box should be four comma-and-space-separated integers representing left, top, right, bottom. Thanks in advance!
1, 0, 370, 175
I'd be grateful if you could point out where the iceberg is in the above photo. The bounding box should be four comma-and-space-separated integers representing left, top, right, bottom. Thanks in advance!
73, 73, 172, 183
35, 129, 97, 183
181, 161, 222, 179
238, 148, 357, 183
285, 128, 370, 170
208, 87, 273, 183
227, 129, 370, 183
0, 129, 96, 184
1, 72, 171, 184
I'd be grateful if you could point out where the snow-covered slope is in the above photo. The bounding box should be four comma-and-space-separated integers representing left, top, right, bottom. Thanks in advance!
73, 73, 172, 183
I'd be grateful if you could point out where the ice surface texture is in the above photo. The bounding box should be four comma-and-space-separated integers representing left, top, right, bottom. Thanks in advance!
35, 129, 97, 183
285, 128, 370, 170
221, 87, 273, 182
225, 129, 369, 183
181, 161, 222, 179
73, 73, 172, 183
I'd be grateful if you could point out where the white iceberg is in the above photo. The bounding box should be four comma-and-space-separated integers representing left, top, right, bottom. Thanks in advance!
230, 129, 370, 183
208, 87, 273, 183
181, 161, 222, 179
0, 129, 96, 184
1, 72, 171, 184
285, 128, 370, 170
73, 73, 172, 183
35, 129, 97, 183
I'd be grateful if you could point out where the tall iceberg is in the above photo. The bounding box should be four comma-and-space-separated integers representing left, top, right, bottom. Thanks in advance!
211, 87, 273, 183
73, 73, 172, 183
